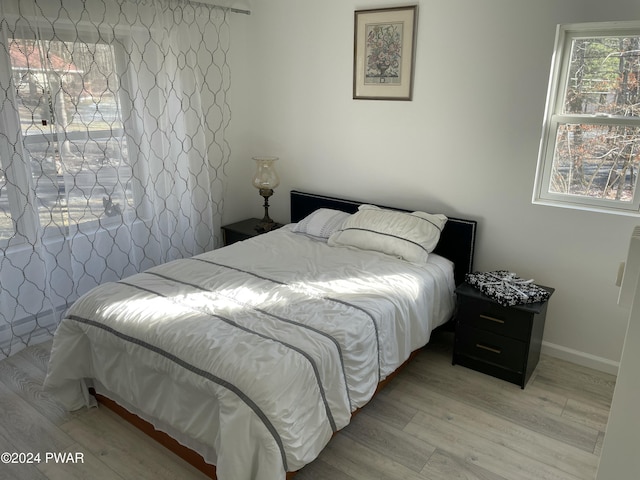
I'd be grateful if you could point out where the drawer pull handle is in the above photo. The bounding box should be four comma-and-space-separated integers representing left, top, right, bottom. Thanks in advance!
479, 314, 505, 324
476, 343, 502, 354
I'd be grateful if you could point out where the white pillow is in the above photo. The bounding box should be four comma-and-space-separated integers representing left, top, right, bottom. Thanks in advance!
327, 204, 447, 263
292, 208, 351, 241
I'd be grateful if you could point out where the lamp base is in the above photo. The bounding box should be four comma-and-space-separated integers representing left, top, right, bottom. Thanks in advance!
255, 188, 275, 233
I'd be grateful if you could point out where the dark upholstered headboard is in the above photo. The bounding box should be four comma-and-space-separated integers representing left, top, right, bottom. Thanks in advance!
290, 190, 477, 286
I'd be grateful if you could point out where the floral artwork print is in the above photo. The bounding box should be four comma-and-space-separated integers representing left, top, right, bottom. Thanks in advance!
353, 6, 416, 100
364, 22, 403, 84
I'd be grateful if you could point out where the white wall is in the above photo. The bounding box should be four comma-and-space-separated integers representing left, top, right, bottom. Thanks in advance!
225, 0, 640, 371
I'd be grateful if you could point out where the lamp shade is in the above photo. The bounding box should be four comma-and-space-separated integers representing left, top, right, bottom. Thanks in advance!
252, 156, 280, 190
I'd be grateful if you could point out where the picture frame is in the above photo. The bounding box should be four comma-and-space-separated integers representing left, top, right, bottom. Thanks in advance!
353, 5, 418, 101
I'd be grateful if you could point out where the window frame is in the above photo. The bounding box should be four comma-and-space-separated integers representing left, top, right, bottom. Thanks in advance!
533, 21, 640, 216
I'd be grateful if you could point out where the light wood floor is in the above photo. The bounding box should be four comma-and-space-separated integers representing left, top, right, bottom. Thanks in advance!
0, 331, 614, 480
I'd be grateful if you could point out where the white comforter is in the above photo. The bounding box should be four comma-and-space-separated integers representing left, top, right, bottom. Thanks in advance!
44, 225, 455, 480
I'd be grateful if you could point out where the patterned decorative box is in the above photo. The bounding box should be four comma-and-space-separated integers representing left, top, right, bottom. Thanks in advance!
464, 270, 551, 307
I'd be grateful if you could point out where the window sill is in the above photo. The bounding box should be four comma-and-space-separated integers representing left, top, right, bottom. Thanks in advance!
532, 198, 640, 217
0, 217, 150, 257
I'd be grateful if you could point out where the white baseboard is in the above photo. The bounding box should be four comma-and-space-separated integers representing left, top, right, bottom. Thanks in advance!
542, 341, 619, 375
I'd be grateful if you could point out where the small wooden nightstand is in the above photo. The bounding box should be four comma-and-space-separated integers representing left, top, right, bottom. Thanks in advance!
221, 218, 283, 246
452, 282, 554, 389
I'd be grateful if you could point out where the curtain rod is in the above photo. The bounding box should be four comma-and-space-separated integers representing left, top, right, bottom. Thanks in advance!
218, 5, 251, 15
192, 1, 251, 15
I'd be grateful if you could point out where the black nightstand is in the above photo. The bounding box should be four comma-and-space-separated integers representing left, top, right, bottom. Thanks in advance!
221, 218, 283, 246
452, 282, 554, 389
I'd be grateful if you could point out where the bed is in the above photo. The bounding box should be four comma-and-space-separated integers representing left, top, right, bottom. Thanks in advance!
44, 190, 477, 480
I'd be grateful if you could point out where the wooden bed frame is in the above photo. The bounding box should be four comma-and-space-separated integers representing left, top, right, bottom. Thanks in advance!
93, 189, 478, 479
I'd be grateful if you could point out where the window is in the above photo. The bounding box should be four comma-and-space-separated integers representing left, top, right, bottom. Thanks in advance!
0, 33, 133, 243
533, 22, 640, 215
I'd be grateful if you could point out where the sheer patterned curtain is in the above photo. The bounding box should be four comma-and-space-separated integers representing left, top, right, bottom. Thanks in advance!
0, 0, 232, 358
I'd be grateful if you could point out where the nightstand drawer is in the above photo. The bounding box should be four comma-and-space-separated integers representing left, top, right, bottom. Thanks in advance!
457, 298, 532, 341
455, 328, 526, 372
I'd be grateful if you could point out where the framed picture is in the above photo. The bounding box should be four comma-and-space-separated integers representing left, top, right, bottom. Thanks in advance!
353, 5, 418, 100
